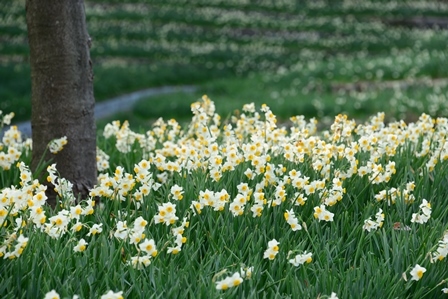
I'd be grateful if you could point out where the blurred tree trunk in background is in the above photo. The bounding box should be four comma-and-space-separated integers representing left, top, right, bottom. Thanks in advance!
26, 0, 97, 207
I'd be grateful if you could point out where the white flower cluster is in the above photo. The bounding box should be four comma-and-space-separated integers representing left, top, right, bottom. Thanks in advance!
113, 216, 158, 269
167, 217, 189, 254
363, 208, 385, 232
0, 125, 29, 170
263, 239, 280, 260
411, 199, 431, 224
431, 231, 448, 262
191, 188, 230, 214
284, 209, 302, 231
0, 110, 15, 126
43, 289, 123, 299
215, 266, 253, 291
288, 251, 313, 267
313, 204, 334, 222
374, 182, 416, 206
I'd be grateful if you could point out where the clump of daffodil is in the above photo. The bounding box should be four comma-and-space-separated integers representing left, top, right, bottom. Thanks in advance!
431, 231, 448, 262
284, 209, 302, 231
214, 266, 253, 291
263, 239, 280, 260
288, 250, 313, 267
411, 199, 432, 224
313, 204, 334, 222
363, 208, 385, 232
215, 272, 243, 291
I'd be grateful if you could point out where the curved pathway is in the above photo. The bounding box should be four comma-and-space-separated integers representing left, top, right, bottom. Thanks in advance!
3, 85, 197, 138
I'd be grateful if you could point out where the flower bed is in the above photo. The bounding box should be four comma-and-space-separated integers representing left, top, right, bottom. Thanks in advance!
1, 98, 448, 298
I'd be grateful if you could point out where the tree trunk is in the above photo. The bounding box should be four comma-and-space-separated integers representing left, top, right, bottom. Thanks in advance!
26, 0, 97, 207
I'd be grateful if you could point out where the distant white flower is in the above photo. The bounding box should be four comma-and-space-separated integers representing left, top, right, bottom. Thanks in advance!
100, 290, 124, 299
73, 238, 88, 253
44, 290, 60, 299
329, 292, 339, 299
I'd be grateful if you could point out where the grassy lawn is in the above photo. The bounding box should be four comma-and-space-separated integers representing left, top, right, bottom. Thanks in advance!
1, 0, 448, 123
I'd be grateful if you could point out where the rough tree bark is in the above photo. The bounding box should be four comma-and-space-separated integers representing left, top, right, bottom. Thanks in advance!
26, 0, 97, 207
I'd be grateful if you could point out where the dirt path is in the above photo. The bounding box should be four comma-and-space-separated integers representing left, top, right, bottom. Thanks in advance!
1, 85, 197, 138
